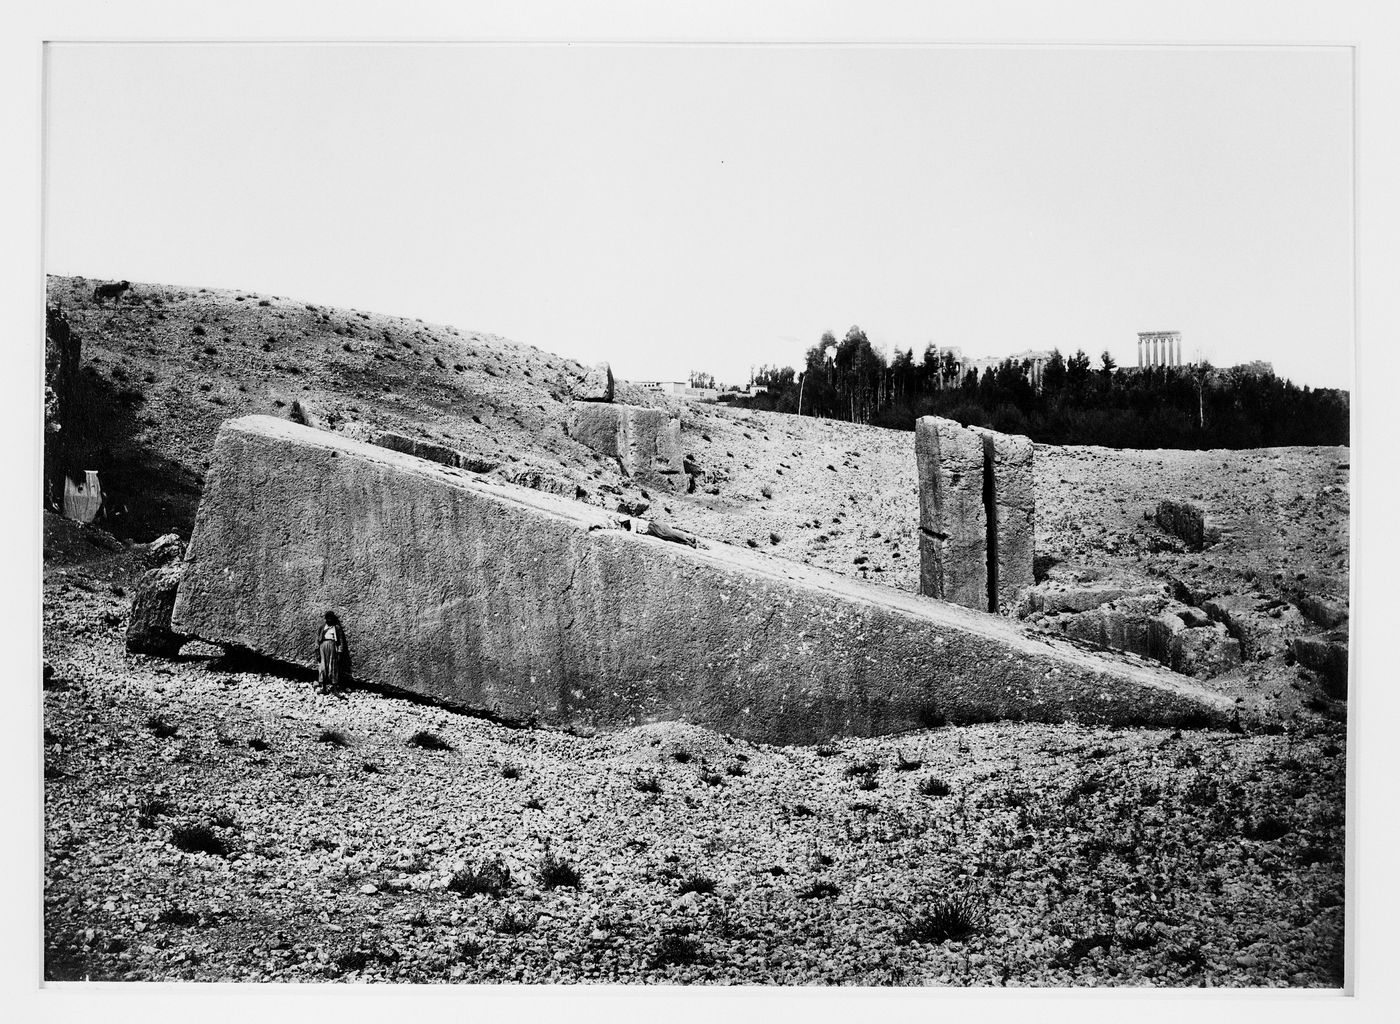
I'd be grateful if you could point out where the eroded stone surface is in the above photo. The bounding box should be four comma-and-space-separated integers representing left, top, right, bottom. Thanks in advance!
568, 402, 682, 488
915, 417, 987, 610
171, 416, 1232, 741
973, 426, 1035, 611
126, 561, 189, 657
1156, 499, 1206, 550
579, 362, 615, 403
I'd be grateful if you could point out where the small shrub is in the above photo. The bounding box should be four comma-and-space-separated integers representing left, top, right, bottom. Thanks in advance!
537, 850, 582, 890
257, 299, 271, 307
247, 737, 270, 751
815, 745, 839, 758
671, 749, 693, 764
844, 759, 878, 778
698, 771, 724, 788
677, 874, 716, 896
361, 761, 382, 774
500, 764, 520, 779
634, 775, 662, 794
407, 730, 453, 751
136, 795, 172, 828
156, 906, 199, 927
318, 729, 349, 747
210, 808, 238, 829
448, 859, 512, 898
651, 933, 705, 968
920, 777, 951, 797
856, 776, 878, 792
895, 752, 923, 771
522, 797, 544, 810
898, 895, 987, 944
494, 911, 537, 934
146, 716, 179, 740
170, 822, 230, 857
192, 324, 206, 336
798, 880, 841, 900
725, 762, 747, 778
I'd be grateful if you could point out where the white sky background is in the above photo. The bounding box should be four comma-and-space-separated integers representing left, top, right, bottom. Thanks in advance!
45, 43, 1353, 390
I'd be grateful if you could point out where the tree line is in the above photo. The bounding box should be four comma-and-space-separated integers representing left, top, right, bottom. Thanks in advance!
736, 326, 1349, 449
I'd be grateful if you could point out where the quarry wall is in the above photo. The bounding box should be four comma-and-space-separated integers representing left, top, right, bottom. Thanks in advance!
170, 416, 1232, 743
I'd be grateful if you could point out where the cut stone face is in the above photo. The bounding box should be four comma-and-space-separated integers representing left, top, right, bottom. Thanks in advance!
568, 402, 681, 489
914, 417, 987, 610
972, 426, 1035, 612
170, 416, 1232, 742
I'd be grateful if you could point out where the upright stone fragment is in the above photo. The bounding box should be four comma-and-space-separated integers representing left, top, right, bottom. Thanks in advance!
126, 561, 189, 657
171, 416, 1232, 742
915, 417, 986, 610
1155, 499, 1206, 550
972, 426, 1036, 612
568, 402, 681, 488
579, 362, 615, 403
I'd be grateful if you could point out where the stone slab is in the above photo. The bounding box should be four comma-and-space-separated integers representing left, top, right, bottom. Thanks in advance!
914, 417, 987, 610
172, 416, 1234, 743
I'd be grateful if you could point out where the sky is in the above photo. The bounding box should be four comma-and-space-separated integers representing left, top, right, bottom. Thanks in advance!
44, 43, 1353, 390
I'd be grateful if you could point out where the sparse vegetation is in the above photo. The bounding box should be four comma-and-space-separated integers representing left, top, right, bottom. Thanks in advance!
406, 730, 453, 751
919, 777, 951, 797
169, 822, 230, 858
536, 850, 582, 890
650, 932, 705, 968
145, 715, 179, 739
317, 728, 349, 747
677, 874, 717, 896
898, 894, 987, 945
447, 859, 512, 898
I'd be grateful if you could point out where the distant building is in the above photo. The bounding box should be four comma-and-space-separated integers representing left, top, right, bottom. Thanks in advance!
1138, 331, 1182, 368
938, 347, 1053, 390
626, 380, 722, 401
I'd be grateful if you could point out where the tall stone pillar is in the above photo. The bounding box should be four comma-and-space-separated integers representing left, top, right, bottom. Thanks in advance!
971, 426, 1036, 613
1137, 338, 1143, 368
915, 417, 987, 611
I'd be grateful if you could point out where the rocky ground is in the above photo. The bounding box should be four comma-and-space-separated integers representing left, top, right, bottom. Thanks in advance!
43, 277, 1350, 985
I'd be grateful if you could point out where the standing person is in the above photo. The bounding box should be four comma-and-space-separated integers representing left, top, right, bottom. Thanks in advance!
316, 611, 350, 695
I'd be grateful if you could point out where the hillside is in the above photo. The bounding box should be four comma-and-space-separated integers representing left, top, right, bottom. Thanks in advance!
42, 275, 1350, 985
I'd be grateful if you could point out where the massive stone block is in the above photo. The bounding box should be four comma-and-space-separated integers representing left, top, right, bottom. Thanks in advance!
170, 416, 1231, 742
915, 417, 987, 610
972, 426, 1035, 611
568, 402, 681, 488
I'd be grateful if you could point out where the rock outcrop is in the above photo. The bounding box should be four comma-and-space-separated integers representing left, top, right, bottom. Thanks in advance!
568, 402, 682, 489
171, 416, 1233, 742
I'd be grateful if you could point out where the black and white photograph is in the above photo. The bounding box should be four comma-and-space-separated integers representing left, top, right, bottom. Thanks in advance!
15, 3, 1396, 1011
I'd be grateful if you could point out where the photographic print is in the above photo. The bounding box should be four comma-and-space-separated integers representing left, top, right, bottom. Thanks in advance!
40, 41, 1350, 987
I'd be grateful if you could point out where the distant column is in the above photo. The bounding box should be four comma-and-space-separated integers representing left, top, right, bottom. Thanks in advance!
1137, 337, 1143, 367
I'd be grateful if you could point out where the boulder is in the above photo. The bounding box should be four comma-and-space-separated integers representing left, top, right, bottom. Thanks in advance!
170, 416, 1233, 742
1292, 630, 1348, 696
126, 561, 189, 657
372, 431, 499, 475
579, 362, 615, 403
146, 533, 184, 566
914, 417, 987, 611
1172, 623, 1243, 678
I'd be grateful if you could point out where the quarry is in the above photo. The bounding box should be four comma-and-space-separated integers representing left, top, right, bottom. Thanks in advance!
42, 276, 1348, 986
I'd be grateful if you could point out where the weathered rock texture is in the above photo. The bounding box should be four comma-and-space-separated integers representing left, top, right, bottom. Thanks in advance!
579, 362, 615, 403
568, 402, 682, 488
170, 416, 1231, 742
972, 426, 1035, 612
915, 417, 987, 610
126, 561, 189, 657
916, 418, 1036, 613
1292, 630, 1348, 697
370, 430, 500, 475
1156, 499, 1206, 550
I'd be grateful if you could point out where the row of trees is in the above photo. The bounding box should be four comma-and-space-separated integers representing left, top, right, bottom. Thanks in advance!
735, 327, 1349, 449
